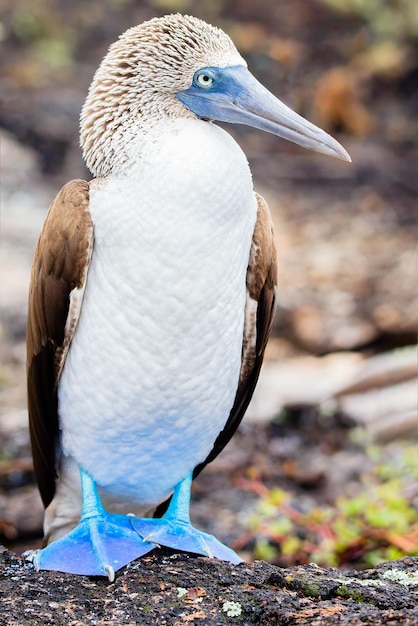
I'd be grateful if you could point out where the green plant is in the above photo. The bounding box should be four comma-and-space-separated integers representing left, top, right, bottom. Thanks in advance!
318, 0, 418, 40
242, 446, 418, 568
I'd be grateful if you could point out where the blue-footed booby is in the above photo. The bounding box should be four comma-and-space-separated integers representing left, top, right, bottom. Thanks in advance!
27, 14, 350, 580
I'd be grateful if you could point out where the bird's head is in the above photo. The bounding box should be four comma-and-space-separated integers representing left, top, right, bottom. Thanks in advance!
81, 14, 350, 176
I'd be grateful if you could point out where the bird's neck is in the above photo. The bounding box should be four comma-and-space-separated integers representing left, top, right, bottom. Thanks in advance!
88, 117, 255, 236
80, 83, 196, 178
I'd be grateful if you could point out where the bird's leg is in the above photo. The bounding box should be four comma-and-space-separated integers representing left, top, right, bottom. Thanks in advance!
34, 467, 157, 580
131, 471, 242, 564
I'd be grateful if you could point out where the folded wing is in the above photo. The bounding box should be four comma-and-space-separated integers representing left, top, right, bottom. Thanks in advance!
27, 179, 93, 508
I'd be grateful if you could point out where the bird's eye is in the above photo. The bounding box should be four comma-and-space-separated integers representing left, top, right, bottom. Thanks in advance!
196, 73, 214, 88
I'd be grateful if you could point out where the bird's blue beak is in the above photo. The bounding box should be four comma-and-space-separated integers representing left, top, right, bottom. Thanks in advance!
176, 65, 351, 162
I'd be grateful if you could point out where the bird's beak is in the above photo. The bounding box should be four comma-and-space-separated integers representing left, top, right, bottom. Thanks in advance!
176, 64, 351, 162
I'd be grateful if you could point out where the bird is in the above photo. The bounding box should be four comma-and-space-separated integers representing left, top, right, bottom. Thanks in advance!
27, 14, 350, 581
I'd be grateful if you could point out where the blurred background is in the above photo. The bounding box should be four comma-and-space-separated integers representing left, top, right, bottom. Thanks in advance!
0, 0, 417, 568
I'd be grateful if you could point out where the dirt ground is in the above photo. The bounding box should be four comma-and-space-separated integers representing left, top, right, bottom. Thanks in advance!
0, 0, 417, 567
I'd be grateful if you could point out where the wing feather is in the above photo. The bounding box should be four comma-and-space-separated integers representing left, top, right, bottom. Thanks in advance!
27, 179, 93, 507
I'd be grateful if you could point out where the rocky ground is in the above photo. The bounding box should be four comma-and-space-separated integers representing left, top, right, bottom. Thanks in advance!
0, 549, 417, 625
0, 0, 417, 571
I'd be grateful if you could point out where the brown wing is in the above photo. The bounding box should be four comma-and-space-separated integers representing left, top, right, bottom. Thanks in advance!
193, 193, 277, 477
27, 179, 93, 508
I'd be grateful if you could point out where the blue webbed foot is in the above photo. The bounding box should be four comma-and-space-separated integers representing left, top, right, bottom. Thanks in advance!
34, 468, 157, 580
131, 472, 242, 564
131, 516, 242, 563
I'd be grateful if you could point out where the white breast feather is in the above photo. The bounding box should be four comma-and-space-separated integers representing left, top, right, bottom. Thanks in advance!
58, 118, 257, 508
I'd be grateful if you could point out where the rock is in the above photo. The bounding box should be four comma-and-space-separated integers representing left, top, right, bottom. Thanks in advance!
329, 346, 417, 441
333, 347, 417, 397
0, 484, 43, 542
1, 548, 417, 625
247, 346, 417, 441
246, 351, 363, 422
0, 131, 52, 326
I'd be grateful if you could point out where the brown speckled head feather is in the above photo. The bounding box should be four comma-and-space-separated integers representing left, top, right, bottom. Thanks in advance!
80, 14, 244, 177
27, 179, 93, 507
